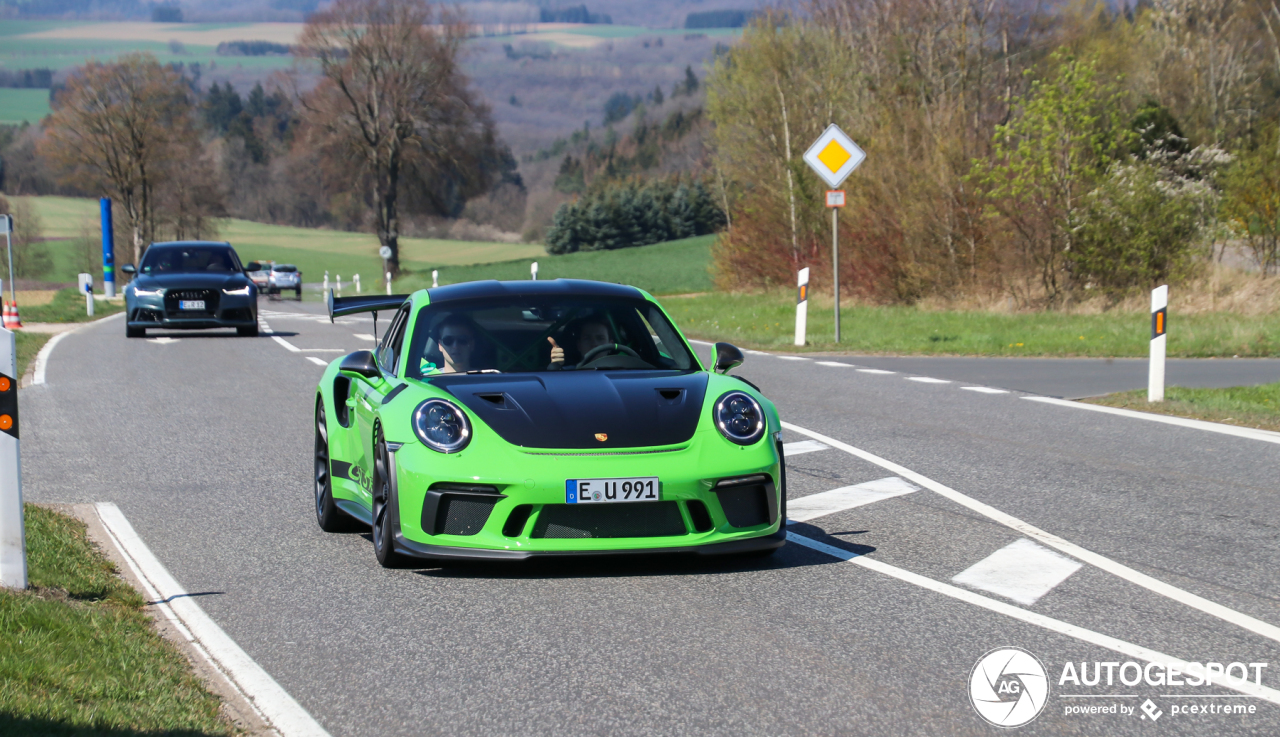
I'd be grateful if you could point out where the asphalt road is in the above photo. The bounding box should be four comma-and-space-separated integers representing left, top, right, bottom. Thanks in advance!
19, 302, 1280, 736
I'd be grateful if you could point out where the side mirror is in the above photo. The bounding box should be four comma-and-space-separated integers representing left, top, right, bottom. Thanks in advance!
120, 264, 136, 275
714, 342, 744, 374
339, 350, 381, 380
245, 262, 262, 272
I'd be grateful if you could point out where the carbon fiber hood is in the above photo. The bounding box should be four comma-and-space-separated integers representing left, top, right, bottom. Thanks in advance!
430, 370, 709, 449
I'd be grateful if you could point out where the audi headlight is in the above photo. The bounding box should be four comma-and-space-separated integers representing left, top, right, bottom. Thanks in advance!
412, 399, 472, 453
222, 286, 252, 296
714, 391, 765, 445
132, 288, 162, 297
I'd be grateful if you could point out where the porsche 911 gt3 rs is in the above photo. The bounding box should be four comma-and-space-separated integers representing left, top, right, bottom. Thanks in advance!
314, 279, 785, 566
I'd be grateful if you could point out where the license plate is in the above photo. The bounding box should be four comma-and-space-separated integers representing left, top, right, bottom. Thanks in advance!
179, 300, 205, 310
566, 477, 659, 504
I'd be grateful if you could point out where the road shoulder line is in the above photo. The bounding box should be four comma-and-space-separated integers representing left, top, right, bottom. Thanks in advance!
780, 420, 1280, 646
785, 532, 1280, 705
29, 312, 125, 387
94, 502, 330, 737
1023, 396, 1280, 445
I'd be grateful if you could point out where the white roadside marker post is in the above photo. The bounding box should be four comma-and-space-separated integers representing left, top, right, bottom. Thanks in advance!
386, 271, 392, 296
1149, 285, 1168, 403
795, 267, 810, 346
0, 326, 26, 590
531, 261, 538, 280
432, 270, 438, 288
336, 274, 342, 298
354, 273, 361, 294
79, 273, 94, 316
323, 271, 329, 294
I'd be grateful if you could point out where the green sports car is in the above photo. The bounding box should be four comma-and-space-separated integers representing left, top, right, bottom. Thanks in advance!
315, 279, 786, 566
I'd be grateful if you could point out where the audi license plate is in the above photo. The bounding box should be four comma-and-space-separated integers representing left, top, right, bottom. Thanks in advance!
566, 477, 659, 504
179, 300, 205, 311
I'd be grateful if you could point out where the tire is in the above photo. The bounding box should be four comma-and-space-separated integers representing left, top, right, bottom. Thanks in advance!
315, 399, 355, 532
295, 287, 302, 301
126, 325, 146, 338
371, 426, 409, 568
237, 322, 259, 337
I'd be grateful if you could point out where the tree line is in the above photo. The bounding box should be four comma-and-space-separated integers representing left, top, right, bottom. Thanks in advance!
545, 179, 725, 254
3, 0, 516, 275
707, 0, 1280, 306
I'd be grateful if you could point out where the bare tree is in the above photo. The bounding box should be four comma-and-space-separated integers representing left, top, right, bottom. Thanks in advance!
40, 53, 202, 266
296, 0, 496, 274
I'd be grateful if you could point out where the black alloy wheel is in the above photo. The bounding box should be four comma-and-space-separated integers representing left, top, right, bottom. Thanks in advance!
237, 321, 259, 337
371, 426, 408, 568
126, 325, 145, 338
315, 399, 353, 532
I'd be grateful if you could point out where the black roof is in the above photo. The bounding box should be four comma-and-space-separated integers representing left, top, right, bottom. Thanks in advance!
148, 240, 233, 249
426, 279, 644, 304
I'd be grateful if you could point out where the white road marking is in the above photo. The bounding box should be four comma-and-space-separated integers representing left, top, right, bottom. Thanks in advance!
816, 361, 852, 367
782, 439, 830, 457
785, 531, 1280, 706
272, 336, 301, 353
1023, 396, 1280, 446
30, 313, 124, 386
301, 349, 346, 352
307, 357, 328, 366
787, 476, 920, 522
906, 376, 950, 384
952, 538, 1083, 606
961, 386, 1009, 394
856, 369, 895, 375
780, 420, 1280, 645
776, 356, 809, 361
354, 333, 376, 341
94, 503, 330, 736
148, 337, 180, 344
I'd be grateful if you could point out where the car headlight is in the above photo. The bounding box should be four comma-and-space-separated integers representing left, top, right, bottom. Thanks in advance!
132, 288, 162, 297
222, 286, 252, 296
412, 399, 472, 453
714, 391, 765, 445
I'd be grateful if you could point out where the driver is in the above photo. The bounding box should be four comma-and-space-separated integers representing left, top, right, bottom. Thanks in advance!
548, 317, 612, 370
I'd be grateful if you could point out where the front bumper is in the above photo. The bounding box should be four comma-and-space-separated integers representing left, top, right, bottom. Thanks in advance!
127, 294, 257, 329
392, 528, 785, 561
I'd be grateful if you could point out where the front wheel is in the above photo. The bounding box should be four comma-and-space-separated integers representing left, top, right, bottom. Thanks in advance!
237, 322, 259, 337
126, 325, 146, 338
295, 287, 302, 301
371, 427, 409, 568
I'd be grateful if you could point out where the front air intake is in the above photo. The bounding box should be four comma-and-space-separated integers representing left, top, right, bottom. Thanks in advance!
421, 483, 504, 536
532, 503, 687, 539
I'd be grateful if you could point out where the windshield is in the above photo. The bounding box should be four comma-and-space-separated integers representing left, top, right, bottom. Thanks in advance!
141, 246, 243, 275
273, 264, 297, 272
406, 296, 697, 377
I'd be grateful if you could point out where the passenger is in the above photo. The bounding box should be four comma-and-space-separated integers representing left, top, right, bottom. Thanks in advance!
435, 316, 478, 373
548, 317, 613, 370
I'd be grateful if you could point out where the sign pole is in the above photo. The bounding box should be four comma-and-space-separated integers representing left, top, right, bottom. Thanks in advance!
794, 267, 810, 346
0, 326, 27, 590
1148, 285, 1168, 403
805, 126, 864, 345
100, 198, 116, 298
832, 207, 840, 343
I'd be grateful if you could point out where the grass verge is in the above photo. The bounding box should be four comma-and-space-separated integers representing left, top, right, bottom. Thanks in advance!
660, 291, 1280, 357
396, 235, 716, 296
1085, 382, 1280, 432
0, 504, 231, 734
14, 332, 51, 380
18, 288, 124, 324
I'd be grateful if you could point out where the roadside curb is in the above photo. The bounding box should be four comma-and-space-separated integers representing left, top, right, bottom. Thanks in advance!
56, 503, 283, 737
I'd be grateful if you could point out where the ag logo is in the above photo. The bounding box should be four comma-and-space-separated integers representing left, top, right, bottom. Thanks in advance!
969, 647, 1049, 728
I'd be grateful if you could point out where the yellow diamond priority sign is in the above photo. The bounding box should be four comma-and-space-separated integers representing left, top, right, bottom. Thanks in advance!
803, 125, 865, 188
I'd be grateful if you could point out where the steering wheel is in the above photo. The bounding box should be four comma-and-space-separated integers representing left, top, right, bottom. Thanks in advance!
579, 342, 640, 366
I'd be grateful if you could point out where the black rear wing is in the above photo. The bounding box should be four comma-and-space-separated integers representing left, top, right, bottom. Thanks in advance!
327, 290, 412, 322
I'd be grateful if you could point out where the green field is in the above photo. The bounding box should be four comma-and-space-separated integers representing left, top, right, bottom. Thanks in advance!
1086, 382, 1280, 432
661, 292, 1280, 358
0, 88, 52, 124
397, 234, 715, 295
17, 196, 542, 287
0, 505, 232, 734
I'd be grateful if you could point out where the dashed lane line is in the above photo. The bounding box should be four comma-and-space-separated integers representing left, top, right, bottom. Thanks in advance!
961, 386, 1009, 394
906, 376, 950, 384
816, 361, 853, 367
776, 356, 809, 361
354, 334, 376, 341
307, 357, 328, 367
787, 476, 920, 522
1023, 396, 1280, 446
781, 420, 1280, 646
95, 503, 330, 736
952, 538, 1083, 606
271, 336, 301, 353
785, 531, 1280, 706
856, 368, 895, 375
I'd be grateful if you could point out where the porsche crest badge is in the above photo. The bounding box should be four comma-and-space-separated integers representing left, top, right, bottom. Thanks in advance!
595, 433, 608, 442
